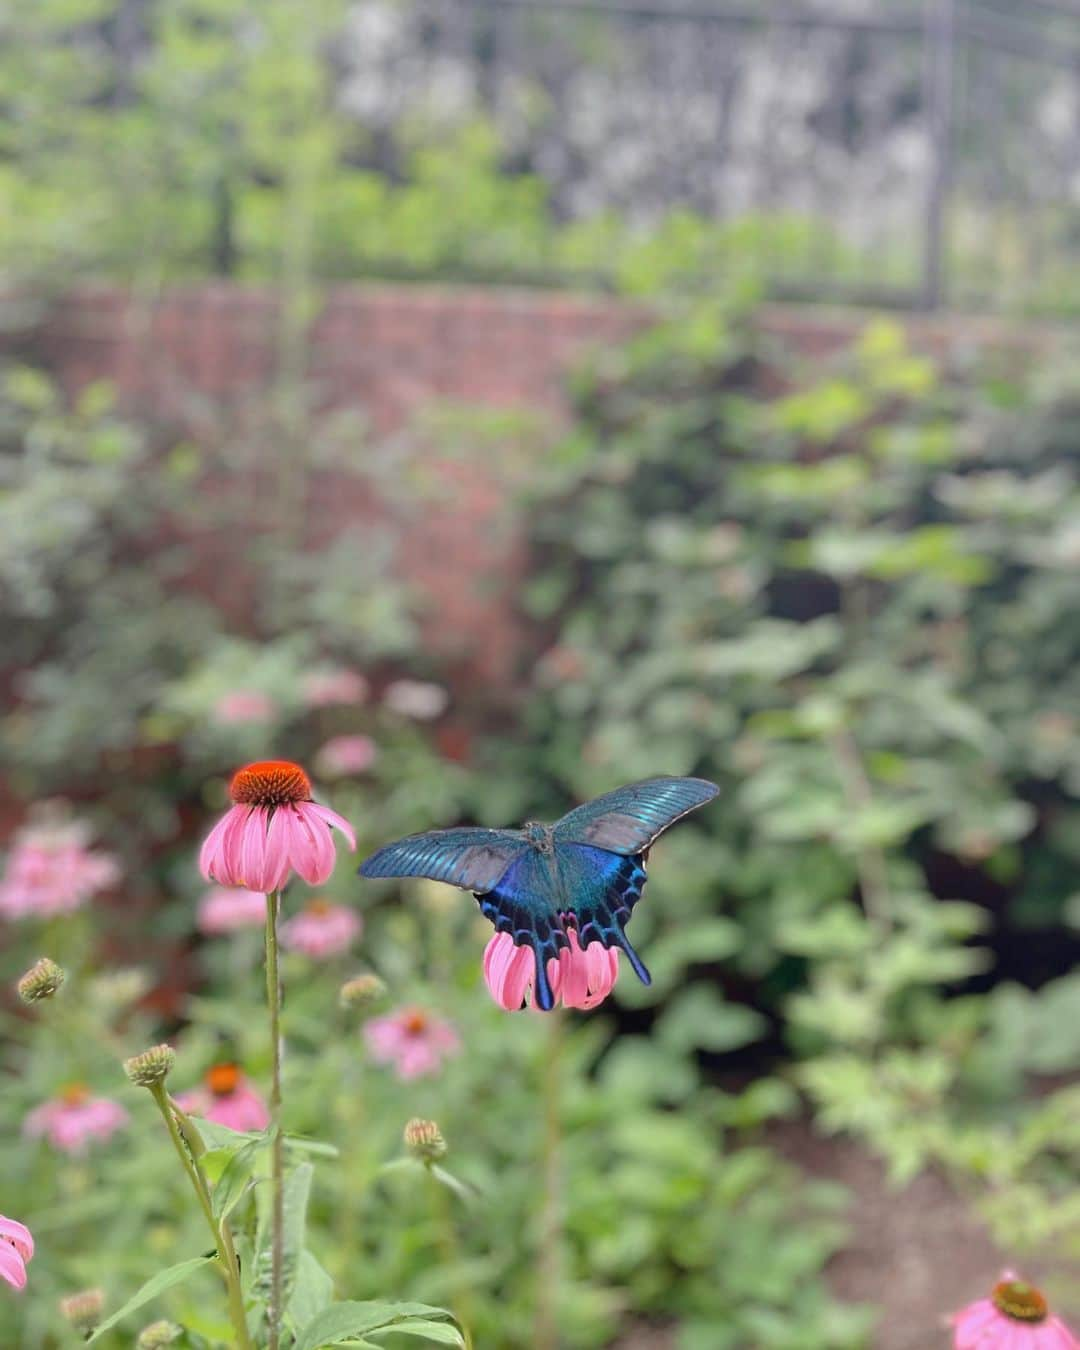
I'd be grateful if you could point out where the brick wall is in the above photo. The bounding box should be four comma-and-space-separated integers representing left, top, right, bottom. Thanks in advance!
22, 282, 651, 429
6, 284, 1057, 687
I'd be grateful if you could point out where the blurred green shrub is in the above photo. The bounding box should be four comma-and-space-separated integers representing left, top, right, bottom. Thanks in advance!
490, 302, 1080, 1280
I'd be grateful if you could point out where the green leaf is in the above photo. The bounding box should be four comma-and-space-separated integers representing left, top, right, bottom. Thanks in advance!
293, 1301, 461, 1350
285, 1134, 340, 1159
657, 987, 767, 1054
253, 1161, 314, 1305
287, 1249, 336, 1333
194, 1118, 262, 1152
86, 1257, 215, 1342
376, 1322, 465, 1344
211, 1138, 262, 1222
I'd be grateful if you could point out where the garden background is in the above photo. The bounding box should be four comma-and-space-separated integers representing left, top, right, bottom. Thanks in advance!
1, 1, 1079, 1347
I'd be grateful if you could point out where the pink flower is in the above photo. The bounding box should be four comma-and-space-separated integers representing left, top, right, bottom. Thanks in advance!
314, 735, 378, 779
953, 1272, 1078, 1349
483, 929, 620, 1012
365, 1007, 460, 1080
197, 886, 268, 935
199, 761, 355, 893
213, 689, 277, 725
24, 1086, 128, 1154
0, 819, 120, 920
281, 900, 362, 959
175, 1063, 270, 1132
302, 668, 368, 708
0, 1215, 33, 1292
382, 679, 449, 720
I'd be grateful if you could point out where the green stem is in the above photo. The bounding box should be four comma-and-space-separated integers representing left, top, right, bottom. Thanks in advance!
535, 1012, 564, 1350
828, 726, 893, 930
428, 1166, 473, 1350
149, 1084, 253, 1350
265, 890, 285, 1350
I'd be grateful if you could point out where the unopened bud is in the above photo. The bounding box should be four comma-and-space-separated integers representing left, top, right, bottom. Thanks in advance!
137, 1322, 183, 1349
17, 957, 65, 1003
403, 1117, 446, 1163
124, 1044, 176, 1088
339, 973, 386, 1010
59, 1287, 104, 1334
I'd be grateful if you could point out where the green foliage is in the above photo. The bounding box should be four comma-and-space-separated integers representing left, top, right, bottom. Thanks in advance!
505, 304, 1080, 1275
0, 0, 812, 297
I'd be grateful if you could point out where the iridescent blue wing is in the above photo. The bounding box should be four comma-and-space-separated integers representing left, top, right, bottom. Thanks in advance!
476, 848, 566, 1012
477, 843, 650, 1011
358, 828, 526, 892
552, 776, 719, 853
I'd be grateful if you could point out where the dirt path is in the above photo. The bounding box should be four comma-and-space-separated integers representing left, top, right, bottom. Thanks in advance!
614, 1124, 1076, 1349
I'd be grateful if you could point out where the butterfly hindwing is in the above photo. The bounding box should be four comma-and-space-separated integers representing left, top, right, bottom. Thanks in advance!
475, 843, 650, 1010
556, 844, 651, 985
475, 849, 566, 1011
358, 827, 526, 892
552, 776, 719, 854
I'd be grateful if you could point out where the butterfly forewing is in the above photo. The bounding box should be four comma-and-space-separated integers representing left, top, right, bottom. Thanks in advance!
552, 776, 719, 854
358, 827, 526, 892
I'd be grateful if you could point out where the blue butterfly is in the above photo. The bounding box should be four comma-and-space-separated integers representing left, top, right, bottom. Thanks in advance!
358, 776, 719, 1011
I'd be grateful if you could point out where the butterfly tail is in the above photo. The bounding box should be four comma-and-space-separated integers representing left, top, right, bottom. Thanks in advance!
569, 851, 652, 988
615, 927, 651, 987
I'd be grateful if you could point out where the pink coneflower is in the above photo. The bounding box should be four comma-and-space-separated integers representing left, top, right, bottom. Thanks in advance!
314, 735, 378, 779
281, 899, 362, 960
302, 668, 368, 708
24, 1085, 128, 1154
213, 689, 277, 726
382, 679, 449, 721
483, 930, 620, 1012
365, 1006, 460, 1080
953, 1271, 1078, 1349
0, 1215, 33, 1291
199, 761, 355, 893
0, 820, 119, 920
175, 1063, 270, 1132
197, 886, 268, 935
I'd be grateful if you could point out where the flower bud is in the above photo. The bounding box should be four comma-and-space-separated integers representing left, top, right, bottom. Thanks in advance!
403, 1117, 446, 1163
59, 1287, 105, 1334
124, 1044, 176, 1088
137, 1322, 183, 1349
340, 972, 387, 1010
17, 957, 65, 1003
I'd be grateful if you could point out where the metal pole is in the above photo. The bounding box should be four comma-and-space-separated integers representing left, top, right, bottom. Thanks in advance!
922, 0, 957, 310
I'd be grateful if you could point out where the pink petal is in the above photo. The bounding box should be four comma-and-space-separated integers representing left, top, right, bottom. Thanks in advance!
262, 808, 293, 893
954, 1302, 1004, 1348
0, 1218, 32, 1263
201, 806, 250, 886
558, 943, 589, 1008
304, 801, 357, 851
484, 935, 533, 1010
198, 809, 236, 882
291, 804, 335, 885
238, 809, 272, 892
0, 1243, 27, 1291
1041, 1318, 1080, 1350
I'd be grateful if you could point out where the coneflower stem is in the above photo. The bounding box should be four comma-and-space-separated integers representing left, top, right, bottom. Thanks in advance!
535, 1011, 564, 1350
426, 1164, 473, 1350
149, 1083, 253, 1350
265, 889, 285, 1350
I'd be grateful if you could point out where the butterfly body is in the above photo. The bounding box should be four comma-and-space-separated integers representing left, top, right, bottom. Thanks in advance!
359, 776, 719, 1011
